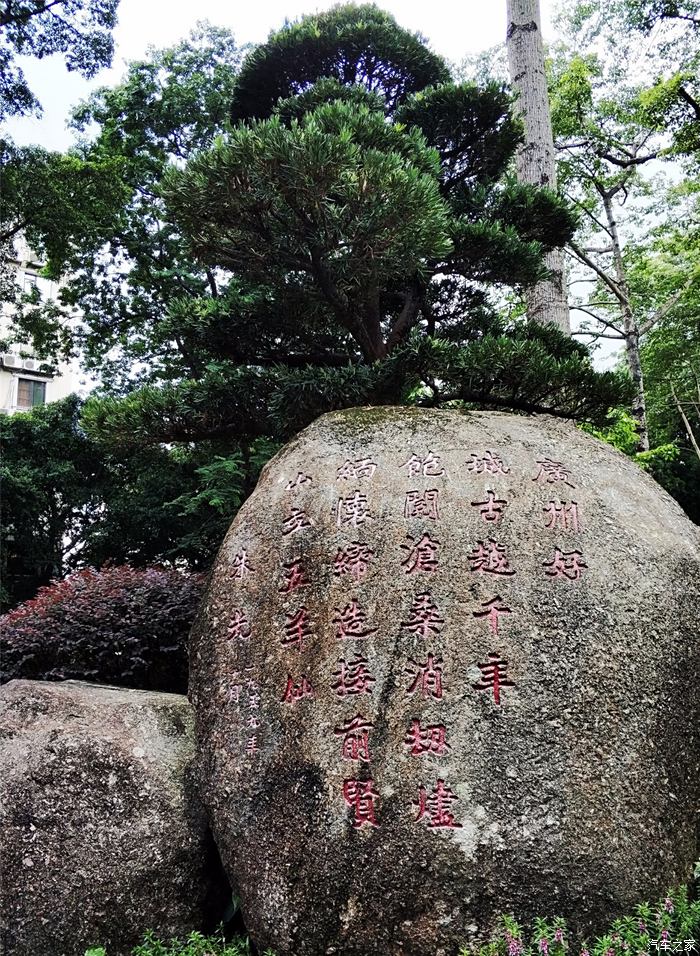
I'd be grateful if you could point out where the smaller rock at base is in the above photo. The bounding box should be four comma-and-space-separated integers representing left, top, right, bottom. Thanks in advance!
0, 679, 227, 956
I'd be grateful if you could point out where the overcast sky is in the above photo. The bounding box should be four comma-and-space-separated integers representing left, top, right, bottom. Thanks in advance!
5, 0, 557, 151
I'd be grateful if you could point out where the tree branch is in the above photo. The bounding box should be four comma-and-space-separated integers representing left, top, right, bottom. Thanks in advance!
670, 380, 700, 464
567, 241, 627, 305
0, 0, 66, 28
639, 272, 699, 335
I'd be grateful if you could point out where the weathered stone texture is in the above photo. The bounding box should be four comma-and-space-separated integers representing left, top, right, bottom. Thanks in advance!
0, 680, 226, 956
189, 408, 700, 956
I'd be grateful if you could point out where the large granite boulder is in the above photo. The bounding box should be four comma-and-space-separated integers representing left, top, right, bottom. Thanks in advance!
0, 680, 227, 956
189, 408, 700, 956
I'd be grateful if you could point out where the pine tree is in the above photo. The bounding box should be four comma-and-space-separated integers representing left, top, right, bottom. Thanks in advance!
116, 3, 628, 447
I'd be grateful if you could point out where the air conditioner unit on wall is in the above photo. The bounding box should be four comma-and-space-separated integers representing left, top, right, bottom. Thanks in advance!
1, 353, 21, 369
22, 358, 39, 371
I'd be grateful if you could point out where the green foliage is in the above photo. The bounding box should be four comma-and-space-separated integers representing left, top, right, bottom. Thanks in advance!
559, 0, 700, 158
131, 929, 258, 956
3, 6, 634, 587
0, 139, 128, 281
0, 396, 270, 609
229, 3, 450, 121
463, 885, 700, 956
8, 24, 245, 387
81, 330, 633, 450
0, 0, 119, 120
0, 396, 105, 608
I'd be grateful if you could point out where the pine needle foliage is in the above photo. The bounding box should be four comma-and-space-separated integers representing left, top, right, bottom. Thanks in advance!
125, 2, 632, 447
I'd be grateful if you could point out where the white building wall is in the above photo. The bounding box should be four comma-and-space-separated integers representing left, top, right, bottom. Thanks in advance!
0, 243, 87, 414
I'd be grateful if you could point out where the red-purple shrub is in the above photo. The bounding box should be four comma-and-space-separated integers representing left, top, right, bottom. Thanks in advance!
0, 566, 205, 693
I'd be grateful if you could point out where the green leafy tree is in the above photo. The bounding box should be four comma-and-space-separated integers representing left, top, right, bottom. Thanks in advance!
7, 23, 245, 385
566, 0, 700, 155
0, 396, 104, 608
0, 396, 268, 609
0, 0, 120, 121
229, 3, 450, 122
0, 139, 127, 281
3, 6, 634, 588
548, 8, 700, 451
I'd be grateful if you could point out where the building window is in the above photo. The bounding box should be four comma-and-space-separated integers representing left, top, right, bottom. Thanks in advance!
17, 378, 46, 408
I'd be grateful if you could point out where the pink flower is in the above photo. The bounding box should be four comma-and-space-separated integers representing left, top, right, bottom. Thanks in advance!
661, 929, 670, 942
664, 898, 674, 914
505, 931, 523, 956
539, 939, 549, 955
554, 929, 564, 944
638, 922, 647, 933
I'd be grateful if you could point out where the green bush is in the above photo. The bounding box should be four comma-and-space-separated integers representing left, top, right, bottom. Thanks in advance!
86, 929, 258, 956
464, 885, 700, 956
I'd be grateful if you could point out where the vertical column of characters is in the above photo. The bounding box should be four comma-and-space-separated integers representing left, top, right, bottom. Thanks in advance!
333, 458, 381, 829
399, 451, 461, 830
279, 471, 316, 706
465, 449, 517, 707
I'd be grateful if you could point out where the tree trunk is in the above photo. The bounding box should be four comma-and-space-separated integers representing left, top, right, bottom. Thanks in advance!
506, 0, 570, 335
601, 191, 650, 452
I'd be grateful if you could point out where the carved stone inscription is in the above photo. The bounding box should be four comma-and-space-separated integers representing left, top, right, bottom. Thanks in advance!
191, 409, 700, 956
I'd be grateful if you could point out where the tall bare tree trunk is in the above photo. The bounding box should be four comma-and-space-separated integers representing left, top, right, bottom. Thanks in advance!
506, 0, 570, 335
600, 191, 650, 451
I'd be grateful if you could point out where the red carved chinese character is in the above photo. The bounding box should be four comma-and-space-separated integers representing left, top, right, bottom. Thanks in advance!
280, 558, 310, 593
334, 598, 377, 640
401, 533, 440, 574
226, 608, 252, 642
401, 451, 446, 478
335, 491, 372, 528
334, 714, 373, 762
231, 549, 254, 582
247, 714, 260, 729
401, 592, 444, 639
543, 500, 581, 532
404, 719, 450, 757
406, 653, 444, 700
286, 472, 313, 490
543, 548, 587, 580
471, 490, 507, 523
283, 507, 314, 535
245, 736, 259, 756
343, 779, 380, 828
466, 450, 510, 475
332, 653, 376, 697
468, 539, 515, 576
336, 458, 377, 481
334, 542, 375, 581
404, 489, 440, 520
473, 595, 512, 637
473, 652, 515, 705
281, 674, 314, 704
281, 607, 313, 650
533, 458, 575, 488
414, 779, 461, 828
